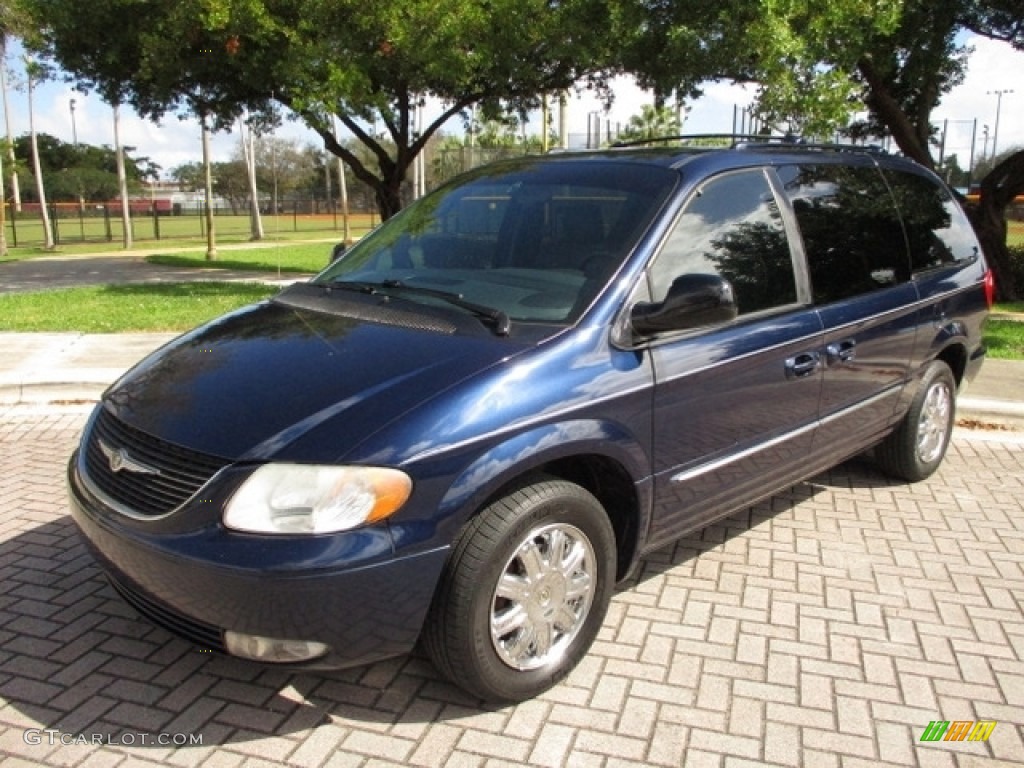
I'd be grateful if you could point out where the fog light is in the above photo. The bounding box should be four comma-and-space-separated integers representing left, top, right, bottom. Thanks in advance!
224, 631, 329, 663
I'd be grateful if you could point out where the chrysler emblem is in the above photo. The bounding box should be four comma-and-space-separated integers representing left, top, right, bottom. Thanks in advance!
97, 439, 161, 476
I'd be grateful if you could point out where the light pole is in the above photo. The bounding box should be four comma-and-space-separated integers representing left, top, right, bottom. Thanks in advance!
69, 97, 78, 146
987, 89, 1014, 160
70, 97, 85, 221
587, 111, 600, 149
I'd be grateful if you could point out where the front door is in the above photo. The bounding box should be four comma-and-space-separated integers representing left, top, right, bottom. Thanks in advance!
644, 168, 823, 550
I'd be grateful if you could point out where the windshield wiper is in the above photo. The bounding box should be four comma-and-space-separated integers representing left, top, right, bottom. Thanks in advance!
324, 280, 384, 295
381, 280, 511, 336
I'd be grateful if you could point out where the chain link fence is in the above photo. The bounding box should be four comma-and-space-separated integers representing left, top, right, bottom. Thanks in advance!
2, 200, 380, 249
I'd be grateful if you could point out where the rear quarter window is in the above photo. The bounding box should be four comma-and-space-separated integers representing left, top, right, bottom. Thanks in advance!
880, 169, 981, 272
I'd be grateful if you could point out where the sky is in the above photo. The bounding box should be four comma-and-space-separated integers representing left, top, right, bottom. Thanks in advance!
3, 34, 1022, 179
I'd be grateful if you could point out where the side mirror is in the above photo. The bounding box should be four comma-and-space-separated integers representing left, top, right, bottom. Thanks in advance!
329, 242, 347, 264
631, 273, 738, 336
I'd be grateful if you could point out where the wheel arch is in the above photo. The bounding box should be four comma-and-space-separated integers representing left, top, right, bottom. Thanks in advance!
518, 454, 642, 582
435, 420, 650, 583
925, 319, 970, 388
934, 340, 968, 389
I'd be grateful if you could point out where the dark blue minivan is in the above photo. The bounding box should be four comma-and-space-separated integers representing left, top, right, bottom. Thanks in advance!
68, 141, 992, 702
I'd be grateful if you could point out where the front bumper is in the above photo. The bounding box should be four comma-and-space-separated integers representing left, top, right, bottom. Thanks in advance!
68, 452, 449, 669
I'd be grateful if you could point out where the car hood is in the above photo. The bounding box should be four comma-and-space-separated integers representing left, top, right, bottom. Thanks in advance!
103, 294, 526, 461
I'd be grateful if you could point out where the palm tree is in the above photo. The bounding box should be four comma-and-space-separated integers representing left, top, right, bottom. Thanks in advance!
619, 104, 684, 143
238, 114, 264, 240
0, 94, 6, 256
113, 103, 133, 248
0, 8, 14, 256
25, 56, 54, 249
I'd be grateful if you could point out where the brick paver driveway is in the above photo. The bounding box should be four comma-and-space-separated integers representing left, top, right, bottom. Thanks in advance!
1, 404, 1022, 767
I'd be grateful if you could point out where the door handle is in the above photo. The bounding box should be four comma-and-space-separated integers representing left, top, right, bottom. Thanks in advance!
785, 351, 820, 379
826, 339, 857, 365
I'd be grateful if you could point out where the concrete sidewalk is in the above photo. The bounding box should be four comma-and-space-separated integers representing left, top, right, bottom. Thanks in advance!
0, 332, 178, 405
1, 331, 1022, 429
958, 357, 1024, 428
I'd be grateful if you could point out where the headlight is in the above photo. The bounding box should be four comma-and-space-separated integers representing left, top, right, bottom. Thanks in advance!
223, 464, 412, 534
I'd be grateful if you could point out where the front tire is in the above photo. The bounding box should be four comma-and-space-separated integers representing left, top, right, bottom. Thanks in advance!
423, 475, 616, 703
877, 360, 956, 482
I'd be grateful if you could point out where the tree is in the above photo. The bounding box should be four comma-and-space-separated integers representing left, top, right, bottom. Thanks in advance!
171, 159, 246, 213
617, 104, 684, 143
12, 133, 156, 202
845, 1, 1023, 298
237, 116, 263, 239
936, 153, 969, 189
216, 160, 253, 215
169, 162, 205, 193
24, 58, 54, 249
611, 0, 1024, 298
972, 146, 1024, 184
610, 0, 904, 135
22, 0, 615, 219
250, 136, 319, 213
0, 0, 31, 255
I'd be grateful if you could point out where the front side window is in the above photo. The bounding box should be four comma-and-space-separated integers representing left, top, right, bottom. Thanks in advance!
648, 169, 798, 316
315, 160, 677, 325
778, 163, 910, 304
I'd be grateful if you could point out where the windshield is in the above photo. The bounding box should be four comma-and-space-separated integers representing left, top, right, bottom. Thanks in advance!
314, 158, 677, 326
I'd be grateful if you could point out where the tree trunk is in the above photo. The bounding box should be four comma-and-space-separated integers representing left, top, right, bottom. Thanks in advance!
374, 174, 405, 222
857, 57, 934, 168
0, 131, 6, 257
969, 150, 1024, 302
113, 105, 133, 249
239, 117, 264, 240
27, 74, 55, 250
201, 116, 217, 260
301, 97, 471, 222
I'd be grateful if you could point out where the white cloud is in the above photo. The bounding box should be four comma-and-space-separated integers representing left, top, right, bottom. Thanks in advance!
559, 76, 758, 137
933, 35, 1024, 161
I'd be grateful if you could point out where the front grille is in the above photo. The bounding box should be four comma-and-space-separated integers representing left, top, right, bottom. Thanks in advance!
108, 574, 225, 652
83, 407, 230, 517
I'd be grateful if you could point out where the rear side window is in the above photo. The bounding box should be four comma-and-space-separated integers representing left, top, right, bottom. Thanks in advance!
649, 169, 798, 316
778, 164, 910, 304
881, 169, 981, 272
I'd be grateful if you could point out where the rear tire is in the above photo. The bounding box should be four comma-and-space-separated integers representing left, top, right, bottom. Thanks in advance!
876, 360, 956, 482
423, 475, 615, 703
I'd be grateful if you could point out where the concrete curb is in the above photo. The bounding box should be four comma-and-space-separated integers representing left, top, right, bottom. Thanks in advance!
0, 332, 178, 406
958, 396, 1024, 429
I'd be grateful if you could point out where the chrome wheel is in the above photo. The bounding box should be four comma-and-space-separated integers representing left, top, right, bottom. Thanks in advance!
917, 379, 952, 464
490, 522, 597, 671
876, 361, 956, 482
423, 476, 615, 702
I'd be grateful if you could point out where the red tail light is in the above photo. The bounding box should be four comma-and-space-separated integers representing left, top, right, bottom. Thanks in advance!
983, 269, 996, 309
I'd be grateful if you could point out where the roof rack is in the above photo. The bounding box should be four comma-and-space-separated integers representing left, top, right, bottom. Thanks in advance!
610, 133, 888, 154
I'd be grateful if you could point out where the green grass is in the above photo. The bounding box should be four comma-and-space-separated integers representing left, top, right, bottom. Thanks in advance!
0, 212, 376, 262
984, 318, 1024, 360
146, 242, 331, 273
1009, 221, 1023, 247
0, 233, 338, 262
0, 282, 278, 332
